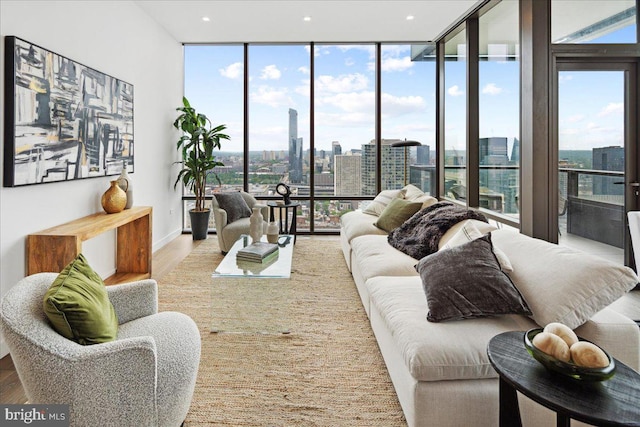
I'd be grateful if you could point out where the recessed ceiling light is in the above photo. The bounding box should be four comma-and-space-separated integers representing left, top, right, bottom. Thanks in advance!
406, 15, 415, 21
303, 16, 311, 22
202, 16, 210, 22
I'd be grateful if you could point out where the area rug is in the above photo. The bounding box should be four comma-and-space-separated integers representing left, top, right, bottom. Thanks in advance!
157, 236, 406, 426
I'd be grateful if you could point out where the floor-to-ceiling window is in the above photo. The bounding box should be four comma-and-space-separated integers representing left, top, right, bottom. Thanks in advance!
478, 0, 520, 220
183, 41, 433, 233
443, 29, 467, 202
380, 44, 436, 195
183, 45, 245, 229
313, 44, 375, 230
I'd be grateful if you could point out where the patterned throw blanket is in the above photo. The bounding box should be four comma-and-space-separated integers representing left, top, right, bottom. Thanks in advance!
388, 201, 488, 260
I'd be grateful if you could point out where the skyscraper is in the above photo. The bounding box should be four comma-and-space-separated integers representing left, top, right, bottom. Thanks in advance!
361, 139, 405, 195
593, 146, 624, 195
417, 145, 430, 165
479, 137, 509, 165
288, 108, 303, 183
334, 153, 361, 196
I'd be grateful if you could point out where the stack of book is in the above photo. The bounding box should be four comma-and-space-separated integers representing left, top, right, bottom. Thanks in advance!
236, 242, 279, 263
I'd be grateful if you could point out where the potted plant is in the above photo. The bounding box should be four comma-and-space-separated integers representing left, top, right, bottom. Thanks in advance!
174, 97, 229, 240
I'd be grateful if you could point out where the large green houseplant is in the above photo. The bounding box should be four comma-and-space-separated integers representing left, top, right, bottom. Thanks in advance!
174, 97, 229, 240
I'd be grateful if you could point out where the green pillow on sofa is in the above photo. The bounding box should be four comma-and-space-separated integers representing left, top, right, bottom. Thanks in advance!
374, 197, 423, 232
43, 254, 118, 345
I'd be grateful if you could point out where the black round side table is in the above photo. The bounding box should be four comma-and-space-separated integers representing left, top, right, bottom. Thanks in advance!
267, 201, 300, 237
487, 331, 640, 427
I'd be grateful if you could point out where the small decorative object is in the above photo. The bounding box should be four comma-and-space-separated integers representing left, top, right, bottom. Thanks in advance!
101, 181, 127, 214
276, 183, 292, 205
524, 328, 616, 381
266, 221, 279, 243
249, 206, 264, 243
116, 161, 133, 209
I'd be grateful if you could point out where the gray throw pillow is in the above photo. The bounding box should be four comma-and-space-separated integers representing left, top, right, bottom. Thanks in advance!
416, 234, 531, 322
214, 192, 252, 224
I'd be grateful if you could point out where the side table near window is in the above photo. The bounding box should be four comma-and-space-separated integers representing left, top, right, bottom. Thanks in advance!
487, 331, 640, 427
267, 201, 300, 238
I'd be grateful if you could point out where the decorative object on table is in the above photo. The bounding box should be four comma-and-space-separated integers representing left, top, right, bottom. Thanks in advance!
524, 327, 616, 381
266, 221, 279, 243
276, 182, 292, 205
3, 36, 134, 187
391, 139, 421, 186
101, 181, 127, 214
237, 241, 279, 262
249, 206, 265, 243
116, 161, 133, 209
173, 97, 229, 240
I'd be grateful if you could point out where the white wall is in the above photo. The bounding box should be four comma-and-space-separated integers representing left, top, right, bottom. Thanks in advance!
0, 1, 185, 357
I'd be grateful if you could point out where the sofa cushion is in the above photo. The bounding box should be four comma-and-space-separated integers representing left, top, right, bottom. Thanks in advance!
340, 210, 387, 242
363, 188, 406, 216
374, 198, 423, 232
351, 235, 419, 282
43, 254, 118, 345
214, 192, 251, 224
367, 276, 537, 381
402, 184, 425, 200
388, 201, 488, 260
438, 219, 498, 249
417, 235, 530, 322
492, 229, 639, 329
439, 219, 512, 272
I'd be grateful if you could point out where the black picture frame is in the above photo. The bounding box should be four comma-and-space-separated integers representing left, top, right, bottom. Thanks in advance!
3, 36, 134, 187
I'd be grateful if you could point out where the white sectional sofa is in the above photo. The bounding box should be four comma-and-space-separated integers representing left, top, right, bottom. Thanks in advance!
340, 186, 640, 427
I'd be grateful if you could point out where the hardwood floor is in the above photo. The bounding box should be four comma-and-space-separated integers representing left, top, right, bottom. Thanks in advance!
0, 233, 201, 404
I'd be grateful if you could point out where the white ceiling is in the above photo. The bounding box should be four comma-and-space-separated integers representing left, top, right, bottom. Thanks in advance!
134, 0, 480, 44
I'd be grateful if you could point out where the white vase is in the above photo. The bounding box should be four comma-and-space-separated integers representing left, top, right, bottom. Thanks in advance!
266, 221, 279, 243
116, 161, 133, 209
249, 206, 264, 243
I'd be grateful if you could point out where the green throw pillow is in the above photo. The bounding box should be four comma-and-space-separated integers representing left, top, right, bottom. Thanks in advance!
374, 198, 423, 232
43, 254, 118, 345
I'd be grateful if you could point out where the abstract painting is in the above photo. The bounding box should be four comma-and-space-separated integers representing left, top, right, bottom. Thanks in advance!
3, 36, 134, 187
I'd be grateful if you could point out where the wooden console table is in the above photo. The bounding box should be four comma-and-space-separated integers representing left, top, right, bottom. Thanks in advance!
27, 206, 152, 285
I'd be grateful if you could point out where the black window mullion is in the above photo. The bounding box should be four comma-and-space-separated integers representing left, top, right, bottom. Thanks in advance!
466, 17, 480, 208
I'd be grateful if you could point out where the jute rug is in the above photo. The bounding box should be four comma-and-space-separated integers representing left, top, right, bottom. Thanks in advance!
157, 236, 406, 426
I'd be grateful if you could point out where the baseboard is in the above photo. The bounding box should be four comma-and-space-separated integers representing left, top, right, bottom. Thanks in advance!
153, 228, 183, 254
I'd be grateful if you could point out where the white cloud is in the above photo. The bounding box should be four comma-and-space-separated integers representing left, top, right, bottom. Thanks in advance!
298, 66, 310, 75
482, 83, 502, 95
260, 65, 281, 80
319, 91, 375, 113
381, 56, 413, 72
559, 74, 573, 83
381, 93, 426, 116
219, 62, 243, 79
598, 102, 623, 117
250, 86, 292, 107
566, 114, 585, 123
448, 85, 464, 97
315, 73, 369, 94
295, 79, 310, 97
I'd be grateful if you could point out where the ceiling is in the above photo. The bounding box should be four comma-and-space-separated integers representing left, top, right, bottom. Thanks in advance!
133, 0, 480, 44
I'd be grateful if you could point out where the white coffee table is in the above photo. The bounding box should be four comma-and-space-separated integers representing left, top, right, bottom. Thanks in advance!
211, 234, 294, 334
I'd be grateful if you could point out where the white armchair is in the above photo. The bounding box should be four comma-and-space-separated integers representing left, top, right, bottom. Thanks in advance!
212, 191, 268, 253
609, 212, 640, 323
0, 273, 201, 427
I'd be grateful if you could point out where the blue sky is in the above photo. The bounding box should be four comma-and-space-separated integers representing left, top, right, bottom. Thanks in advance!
184, 20, 636, 154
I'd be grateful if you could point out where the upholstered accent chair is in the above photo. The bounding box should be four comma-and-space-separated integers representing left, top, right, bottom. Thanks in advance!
212, 191, 268, 253
0, 273, 201, 427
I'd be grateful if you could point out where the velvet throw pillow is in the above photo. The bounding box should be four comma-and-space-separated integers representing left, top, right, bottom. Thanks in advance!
214, 192, 252, 224
43, 254, 118, 345
416, 234, 531, 322
374, 198, 423, 233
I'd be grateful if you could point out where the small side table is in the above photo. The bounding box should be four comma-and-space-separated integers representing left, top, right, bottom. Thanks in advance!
267, 201, 300, 237
487, 331, 640, 427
